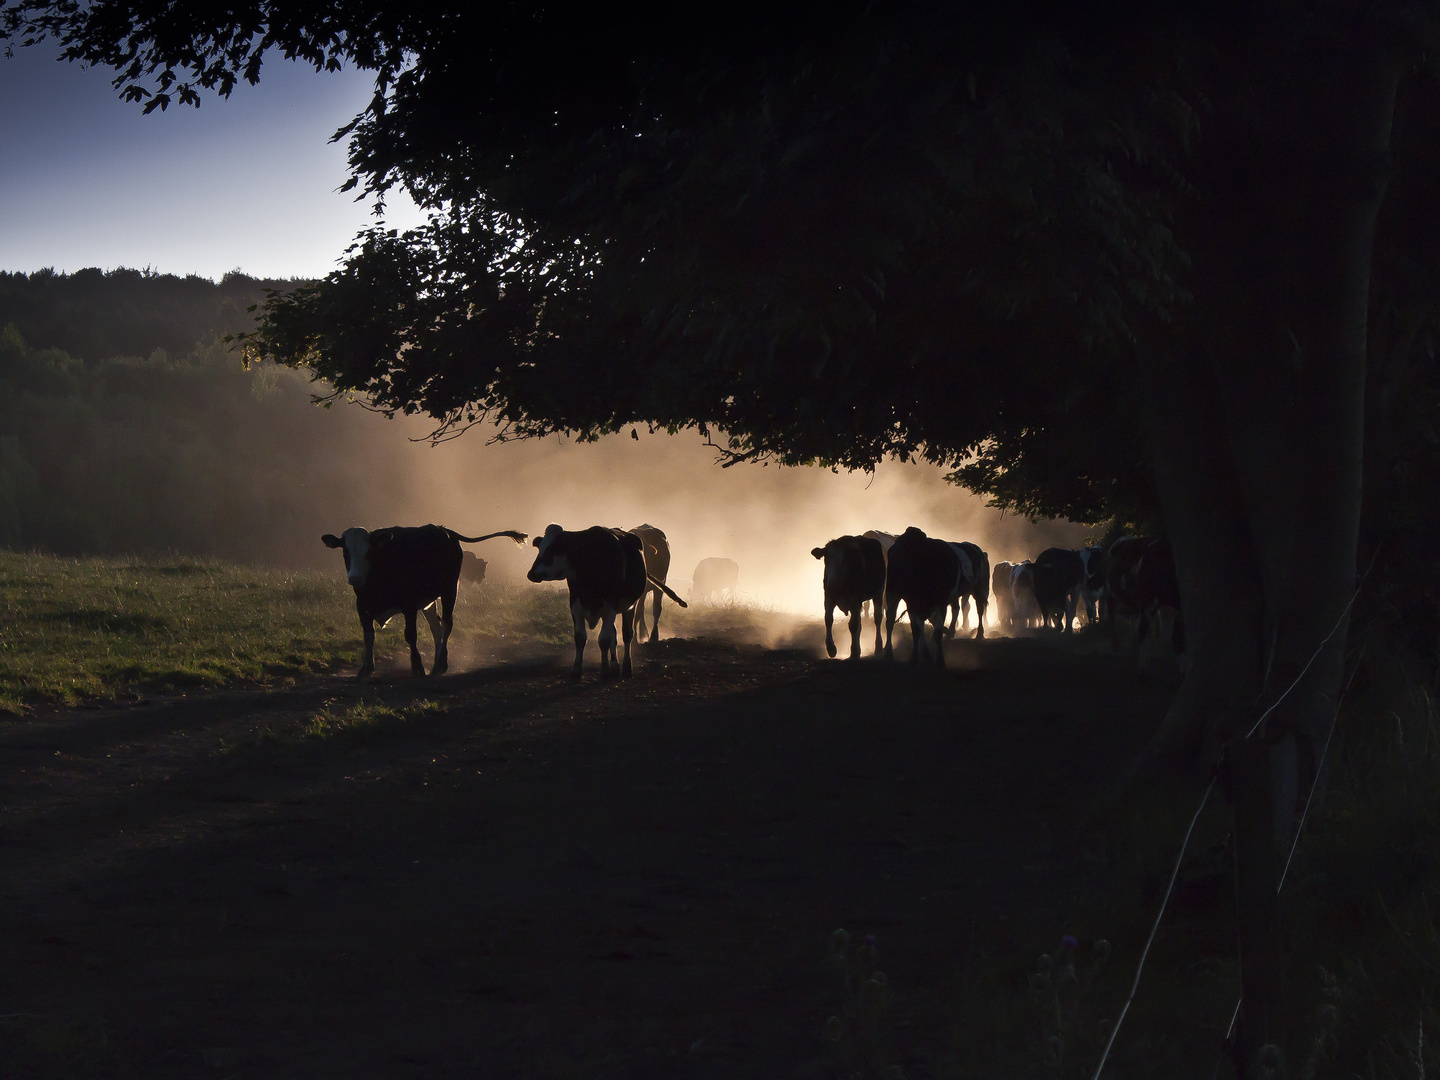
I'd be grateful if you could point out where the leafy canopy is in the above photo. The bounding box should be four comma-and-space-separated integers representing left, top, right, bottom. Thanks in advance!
3, 2, 1217, 523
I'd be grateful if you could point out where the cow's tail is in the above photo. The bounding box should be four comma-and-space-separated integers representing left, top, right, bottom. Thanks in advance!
648, 575, 688, 608
447, 529, 528, 545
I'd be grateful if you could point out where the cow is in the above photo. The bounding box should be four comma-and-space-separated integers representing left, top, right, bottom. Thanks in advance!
944, 541, 991, 639
692, 557, 740, 600
883, 526, 964, 665
1076, 546, 1105, 624
1106, 536, 1184, 653
859, 530, 898, 618
321, 525, 527, 678
1009, 560, 1039, 629
1105, 536, 1149, 650
1033, 547, 1086, 632
991, 560, 1015, 628
811, 535, 887, 659
1135, 539, 1185, 653
460, 551, 487, 585
628, 524, 671, 643
527, 524, 687, 680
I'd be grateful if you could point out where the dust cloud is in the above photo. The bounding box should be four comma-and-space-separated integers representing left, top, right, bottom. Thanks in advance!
334, 416, 1089, 616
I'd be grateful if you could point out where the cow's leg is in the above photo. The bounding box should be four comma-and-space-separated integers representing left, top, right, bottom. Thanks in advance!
438, 589, 458, 673
404, 610, 425, 676
962, 594, 972, 632
1065, 591, 1079, 633
908, 609, 924, 665
823, 600, 838, 659
931, 608, 948, 667
649, 588, 663, 643
598, 610, 618, 679
872, 591, 885, 655
974, 593, 987, 640
633, 589, 648, 643
422, 600, 446, 675
883, 597, 900, 661
570, 600, 587, 680
945, 600, 958, 638
621, 606, 635, 678
358, 607, 375, 679
847, 607, 863, 660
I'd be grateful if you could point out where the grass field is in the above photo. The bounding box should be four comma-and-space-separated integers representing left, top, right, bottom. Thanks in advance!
0, 550, 793, 715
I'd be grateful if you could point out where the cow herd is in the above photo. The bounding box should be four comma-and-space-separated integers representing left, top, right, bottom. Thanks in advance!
814, 529, 1183, 667
321, 521, 1182, 682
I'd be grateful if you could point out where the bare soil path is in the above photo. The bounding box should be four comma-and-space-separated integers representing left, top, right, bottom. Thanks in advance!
2, 632, 1184, 1078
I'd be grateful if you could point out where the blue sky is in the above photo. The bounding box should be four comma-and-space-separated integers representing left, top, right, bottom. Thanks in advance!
0, 43, 423, 280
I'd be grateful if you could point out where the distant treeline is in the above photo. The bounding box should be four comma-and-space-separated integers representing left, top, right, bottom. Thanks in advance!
0, 267, 298, 362
0, 320, 421, 567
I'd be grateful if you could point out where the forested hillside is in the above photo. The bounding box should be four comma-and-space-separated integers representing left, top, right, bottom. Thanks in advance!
0, 267, 293, 361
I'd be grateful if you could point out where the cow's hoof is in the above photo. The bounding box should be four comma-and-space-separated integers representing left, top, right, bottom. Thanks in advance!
432, 660, 448, 676
355, 668, 373, 681
825, 641, 837, 659
622, 662, 633, 678
412, 667, 427, 678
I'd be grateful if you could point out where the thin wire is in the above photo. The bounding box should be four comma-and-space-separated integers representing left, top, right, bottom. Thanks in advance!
1121, 550, 1379, 1080
1092, 776, 1217, 1080
1212, 634, 1371, 1078
1244, 548, 1379, 741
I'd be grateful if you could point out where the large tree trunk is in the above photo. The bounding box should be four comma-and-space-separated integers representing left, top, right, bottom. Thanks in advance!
1135, 37, 1400, 844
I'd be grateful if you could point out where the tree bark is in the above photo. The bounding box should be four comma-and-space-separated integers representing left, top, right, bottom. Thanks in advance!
1135, 37, 1400, 844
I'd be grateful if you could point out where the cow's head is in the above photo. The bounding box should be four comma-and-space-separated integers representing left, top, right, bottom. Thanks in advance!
812, 539, 855, 593
527, 524, 568, 582
322, 527, 378, 588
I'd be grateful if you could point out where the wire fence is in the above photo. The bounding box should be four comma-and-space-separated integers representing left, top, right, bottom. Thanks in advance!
1092, 553, 1376, 1080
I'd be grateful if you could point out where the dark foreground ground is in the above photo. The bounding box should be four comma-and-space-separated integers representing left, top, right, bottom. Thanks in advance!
2, 630, 1196, 1079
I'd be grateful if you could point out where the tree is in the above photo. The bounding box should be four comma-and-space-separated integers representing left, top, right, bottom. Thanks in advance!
6, 1, 1438, 816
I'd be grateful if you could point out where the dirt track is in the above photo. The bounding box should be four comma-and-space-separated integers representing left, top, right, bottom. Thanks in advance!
2, 629, 1184, 1078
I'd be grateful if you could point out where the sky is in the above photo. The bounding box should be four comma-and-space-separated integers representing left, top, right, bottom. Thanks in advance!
0, 42, 423, 279
0, 38, 1090, 614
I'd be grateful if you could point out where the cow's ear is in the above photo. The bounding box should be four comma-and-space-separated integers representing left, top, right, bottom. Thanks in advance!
322, 534, 343, 548
532, 536, 542, 548
811, 547, 825, 560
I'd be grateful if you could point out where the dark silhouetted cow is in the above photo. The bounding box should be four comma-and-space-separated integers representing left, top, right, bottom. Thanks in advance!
692, 557, 739, 600
527, 524, 687, 679
322, 525, 527, 678
883, 527, 963, 665
1033, 547, 1085, 631
460, 551, 488, 585
1076, 546, 1105, 624
811, 535, 887, 659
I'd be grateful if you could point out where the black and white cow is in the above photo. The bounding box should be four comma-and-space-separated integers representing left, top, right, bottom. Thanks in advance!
692, 557, 739, 600
944, 540, 990, 639
1033, 547, 1086, 632
1009, 560, 1039, 628
1105, 536, 1149, 650
628, 524, 672, 643
1076, 546, 1105, 624
859, 530, 898, 619
527, 524, 687, 680
1106, 536, 1184, 653
991, 560, 1016, 628
811, 535, 887, 659
883, 526, 964, 665
322, 525, 527, 678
